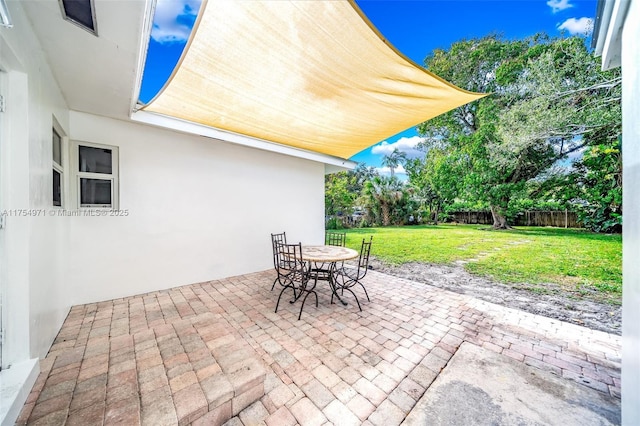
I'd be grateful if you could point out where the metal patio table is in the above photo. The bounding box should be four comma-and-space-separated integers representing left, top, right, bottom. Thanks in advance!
301, 245, 358, 306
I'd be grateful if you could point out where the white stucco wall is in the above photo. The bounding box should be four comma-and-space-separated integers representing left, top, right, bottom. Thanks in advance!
67, 111, 325, 305
0, 2, 71, 365
621, 0, 640, 423
1, 3, 69, 423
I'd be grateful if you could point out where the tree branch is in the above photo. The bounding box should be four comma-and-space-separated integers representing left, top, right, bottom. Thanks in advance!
553, 77, 622, 100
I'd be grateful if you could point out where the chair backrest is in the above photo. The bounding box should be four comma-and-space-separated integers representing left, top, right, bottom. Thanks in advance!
271, 232, 287, 267
275, 241, 305, 273
325, 231, 346, 247
356, 236, 373, 278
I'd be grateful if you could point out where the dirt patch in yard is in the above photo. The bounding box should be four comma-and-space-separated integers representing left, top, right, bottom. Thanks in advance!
369, 258, 621, 336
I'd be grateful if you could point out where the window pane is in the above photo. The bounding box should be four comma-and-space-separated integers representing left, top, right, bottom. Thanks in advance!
53, 129, 62, 166
53, 170, 62, 207
79, 145, 112, 174
80, 178, 112, 206
61, 0, 96, 33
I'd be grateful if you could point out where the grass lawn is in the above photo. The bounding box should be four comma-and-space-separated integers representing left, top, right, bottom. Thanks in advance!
342, 225, 622, 304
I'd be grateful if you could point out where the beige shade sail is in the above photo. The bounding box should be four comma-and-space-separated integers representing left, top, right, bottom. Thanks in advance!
141, 0, 486, 159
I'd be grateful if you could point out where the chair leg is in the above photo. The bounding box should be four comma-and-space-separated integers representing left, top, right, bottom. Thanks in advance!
290, 281, 304, 303
330, 276, 343, 305
331, 280, 348, 306
298, 290, 318, 320
358, 282, 370, 302
342, 287, 362, 311
275, 283, 296, 313
295, 277, 317, 320
274, 272, 297, 299
275, 286, 288, 313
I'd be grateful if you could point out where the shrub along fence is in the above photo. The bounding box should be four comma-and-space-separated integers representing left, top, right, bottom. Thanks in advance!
449, 210, 581, 228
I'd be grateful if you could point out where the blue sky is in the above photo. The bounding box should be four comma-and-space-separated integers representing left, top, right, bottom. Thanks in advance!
140, 0, 597, 176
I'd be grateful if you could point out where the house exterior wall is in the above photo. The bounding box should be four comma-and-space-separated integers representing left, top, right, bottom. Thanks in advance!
0, 3, 69, 423
0, 1, 71, 365
67, 111, 325, 305
621, 0, 640, 422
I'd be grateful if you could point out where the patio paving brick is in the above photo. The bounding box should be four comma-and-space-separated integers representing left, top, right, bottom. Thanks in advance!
17, 269, 621, 425
267, 383, 296, 408
301, 379, 335, 409
265, 405, 297, 426
346, 393, 376, 421
290, 397, 327, 426
368, 399, 406, 426
324, 399, 361, 425
103, 397, 140, 425
237, 400, 269, 425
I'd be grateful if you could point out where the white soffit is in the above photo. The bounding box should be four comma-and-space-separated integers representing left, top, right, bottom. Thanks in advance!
21, 0, 148, 120
596, 0, 630, 70
141, 0, 485, 159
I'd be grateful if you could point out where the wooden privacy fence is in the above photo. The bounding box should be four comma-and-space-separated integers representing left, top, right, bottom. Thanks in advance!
449, 211, 493, 225
449, 210, 581, 228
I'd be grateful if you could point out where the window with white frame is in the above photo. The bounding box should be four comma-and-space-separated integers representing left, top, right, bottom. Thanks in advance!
74, 141, 119, 209
52, 127, 63, 207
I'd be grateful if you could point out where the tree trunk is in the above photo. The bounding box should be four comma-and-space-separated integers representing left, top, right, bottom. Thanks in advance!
381, 203, 390, 226
433, 205, 439, 225
490, 205, 512, 229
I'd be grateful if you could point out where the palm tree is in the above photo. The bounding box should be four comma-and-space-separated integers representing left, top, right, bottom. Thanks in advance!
364, 176, 405, 226
381, 148, 407, 177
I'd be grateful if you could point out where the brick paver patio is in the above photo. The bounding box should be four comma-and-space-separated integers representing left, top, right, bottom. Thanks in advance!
17, 269, 621, 425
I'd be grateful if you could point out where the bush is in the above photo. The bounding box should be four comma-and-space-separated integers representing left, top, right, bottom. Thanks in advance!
358, 218, 371, 228
326, 217, 343, 230
438, 212, 451, 223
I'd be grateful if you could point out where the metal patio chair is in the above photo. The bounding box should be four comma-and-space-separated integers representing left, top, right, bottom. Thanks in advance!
332, 236, 373, 311
274, 241, 317, 320
325, 231, 346, 246
270, 232, 287, 290
314, 231, 347, 280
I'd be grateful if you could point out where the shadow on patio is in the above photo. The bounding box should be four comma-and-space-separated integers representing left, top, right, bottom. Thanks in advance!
17, 269, 621, 425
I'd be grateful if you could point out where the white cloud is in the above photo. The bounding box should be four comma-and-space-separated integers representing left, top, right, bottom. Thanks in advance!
547, 0, 573, 13
370, 136, 426, 159
151, 0, 202, 43
557, 17, 594, 35
377, 164, 407, 176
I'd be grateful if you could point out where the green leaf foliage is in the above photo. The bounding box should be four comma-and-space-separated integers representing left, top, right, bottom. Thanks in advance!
413, 34, 621, 230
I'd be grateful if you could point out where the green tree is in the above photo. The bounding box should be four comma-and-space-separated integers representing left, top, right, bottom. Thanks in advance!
347, 163, 378, 194
405, 146, 463, 224
324, 171, 355, 218
324, 164, 379, 228
537, 133, 622, 233
571, 139, 622, 233
418, 34, 621, 229
381, 148, 407, 177
363, 176, 406, 226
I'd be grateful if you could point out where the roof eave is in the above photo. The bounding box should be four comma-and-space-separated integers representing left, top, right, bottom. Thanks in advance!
131, 110, 357, 170
592, 0, 630, 70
